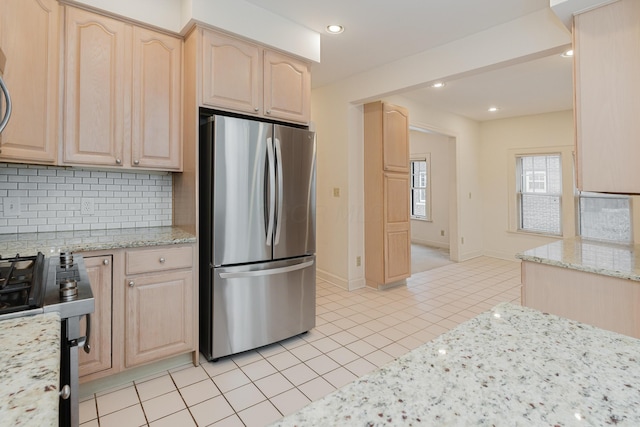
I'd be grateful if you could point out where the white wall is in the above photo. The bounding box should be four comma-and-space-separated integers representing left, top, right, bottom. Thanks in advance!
409, 130, 451, 249
479, 110, 575, 260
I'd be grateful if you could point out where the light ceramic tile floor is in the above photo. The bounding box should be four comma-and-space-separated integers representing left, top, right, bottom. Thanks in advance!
80, 256, 521, 427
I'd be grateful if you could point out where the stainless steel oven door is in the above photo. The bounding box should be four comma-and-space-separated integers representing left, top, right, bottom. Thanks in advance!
60, 314, 91, 427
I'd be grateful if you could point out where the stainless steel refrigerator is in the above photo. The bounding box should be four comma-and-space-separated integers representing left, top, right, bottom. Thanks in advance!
199, 113, 316, 361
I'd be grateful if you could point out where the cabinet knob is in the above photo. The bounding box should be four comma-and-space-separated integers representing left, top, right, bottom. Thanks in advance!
266, 110, 271, 115
59, 385, 71, 400
254, 107, 259, 112
133, 160, 139, 165
128, 280, 135, 287
103, 259, 109, 266
115, 158, 122, 165
159, 257, 166, 264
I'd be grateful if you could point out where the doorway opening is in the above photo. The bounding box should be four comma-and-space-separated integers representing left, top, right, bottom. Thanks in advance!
409, 125, 458, 273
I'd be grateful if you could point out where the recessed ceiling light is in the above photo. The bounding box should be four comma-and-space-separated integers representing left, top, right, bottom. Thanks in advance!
431, 82, 446, 88
561, 49, 574, 58
488, 107, 499, 112
326, 25, 344, 34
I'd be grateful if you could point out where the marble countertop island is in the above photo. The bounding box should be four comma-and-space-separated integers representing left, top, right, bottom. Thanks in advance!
0, 312, 61, 427
0, 226, 196, 257
516, 237, 640, 281
273, 303, 640, 426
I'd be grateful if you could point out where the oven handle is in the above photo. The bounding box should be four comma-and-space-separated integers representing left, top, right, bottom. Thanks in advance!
77, 313, 91, 354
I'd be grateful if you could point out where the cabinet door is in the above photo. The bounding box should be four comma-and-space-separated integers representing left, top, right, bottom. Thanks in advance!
131, 27, 181, 170
382, 103, 409, 173
63, 7, 129, 167
384, 173, 411, 282
574, 0, 640, 193
263, 50, 310, 124
125, 270, 194, 367
0, 0, 58, 164
79, 255, 113, 378
201, 30, 261, 115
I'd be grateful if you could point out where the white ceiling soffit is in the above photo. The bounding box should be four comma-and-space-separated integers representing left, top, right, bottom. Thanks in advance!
66, 0, 321, 62
550, 0, 617, 28
243, 0, 551, 88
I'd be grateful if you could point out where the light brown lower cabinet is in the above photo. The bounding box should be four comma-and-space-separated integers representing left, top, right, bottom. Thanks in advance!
125, 270, 194, 367
79, 244, 196, 383
79, 255, 113, 378
521, 261, 640, 339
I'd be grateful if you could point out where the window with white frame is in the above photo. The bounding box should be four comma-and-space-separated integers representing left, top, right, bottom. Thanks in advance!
578, 192, 632, 243
516, 154, 562, 235
410, 157, 430, 220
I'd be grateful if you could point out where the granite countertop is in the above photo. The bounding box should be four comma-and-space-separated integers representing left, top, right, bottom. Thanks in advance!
273, 303, 640, 426
0, 312, 61, 426
516, 237, 640, 281
0, 226, 196, 257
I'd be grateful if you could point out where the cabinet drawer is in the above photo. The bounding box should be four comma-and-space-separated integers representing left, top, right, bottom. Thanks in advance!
126, 246, 193, 275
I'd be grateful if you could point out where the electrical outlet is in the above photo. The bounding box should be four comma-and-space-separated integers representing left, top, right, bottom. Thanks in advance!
81, 198, 95, 215
356, 256, 361, 267
333, 187, 340, 197
3, 197, 20, 217
440, 230, 445, 236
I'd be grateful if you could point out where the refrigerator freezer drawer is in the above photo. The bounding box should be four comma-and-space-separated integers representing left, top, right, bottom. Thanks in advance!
208, 256, 316, 360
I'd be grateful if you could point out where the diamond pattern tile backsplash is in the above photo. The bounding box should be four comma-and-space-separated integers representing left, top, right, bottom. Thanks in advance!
0, 163, 173, 234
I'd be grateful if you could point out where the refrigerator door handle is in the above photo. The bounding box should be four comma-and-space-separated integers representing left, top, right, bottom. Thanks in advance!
274, 138, 284, 245
219, 260, 314, 279
266, 137, 276, 246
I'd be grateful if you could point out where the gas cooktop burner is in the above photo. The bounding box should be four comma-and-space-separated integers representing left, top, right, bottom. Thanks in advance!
0, 253, 46, 316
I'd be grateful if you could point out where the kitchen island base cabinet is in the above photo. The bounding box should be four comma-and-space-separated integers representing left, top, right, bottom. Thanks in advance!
522, 261, 640, 339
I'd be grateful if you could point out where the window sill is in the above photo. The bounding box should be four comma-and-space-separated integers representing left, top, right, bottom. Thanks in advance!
507, 229, 562, 238
411, 217, 432, 222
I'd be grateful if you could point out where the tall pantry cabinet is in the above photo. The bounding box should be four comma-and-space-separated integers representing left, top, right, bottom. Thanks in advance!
364, 101, 411, 289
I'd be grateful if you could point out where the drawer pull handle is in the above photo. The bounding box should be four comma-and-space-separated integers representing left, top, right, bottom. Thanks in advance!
115, 158, 122, 165
159, 257, 166, 264
128, 281, 135, 287
103, 259, 109, 266
134, 160, 139, 165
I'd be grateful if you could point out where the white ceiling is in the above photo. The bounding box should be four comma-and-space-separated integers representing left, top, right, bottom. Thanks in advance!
244, 0, 574, 121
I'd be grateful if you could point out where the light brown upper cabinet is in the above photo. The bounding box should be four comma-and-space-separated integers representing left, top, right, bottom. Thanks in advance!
382, 103, 410, 172
198, 27, 311, 124
574, 0, 640, 193
0, 0, 59, 165
263, 49, 311, 124
201, 30, 261, 115
131, 27, 182, 170
63, 7, 182, 171
364, 101, 411, 289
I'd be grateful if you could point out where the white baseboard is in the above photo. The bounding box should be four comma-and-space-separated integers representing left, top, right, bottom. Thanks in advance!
317, 269, 366, 291
482, 249, 521, 262
410, 238, 450, 249
457, 249, 483, 262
